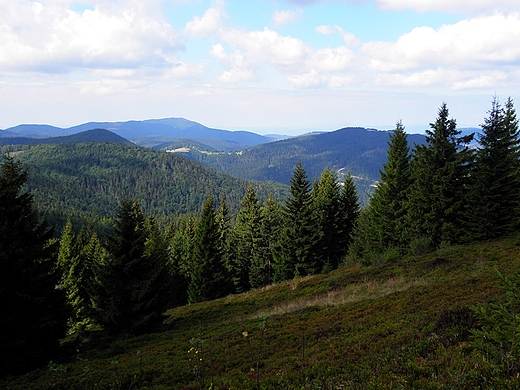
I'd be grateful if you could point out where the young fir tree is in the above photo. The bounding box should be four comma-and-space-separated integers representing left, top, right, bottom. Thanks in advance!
312, 168, 343, 271
408, 103, 474, 248
229, 185, 262, 293
468, 97, 520, 240
366, 121, 412, 252
58, 222, 105, 331
188, 196, 230, 303
216, 194, 233, 285
274, 162, 319, 281
169, 215, 196, 306
0, 155, 68, 376
93, 200, 173, 335
250, 193, 282, 288
339, 173, 361, 252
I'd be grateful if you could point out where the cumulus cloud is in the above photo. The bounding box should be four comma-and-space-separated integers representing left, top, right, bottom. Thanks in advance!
183, 0, 226, 39
316, 25, 334, 35
0, 0, 183, 75
218, 27, 311, 68
364, 13, 520, 73
272, 9, 303, 27
377, 0, 519, 13
287, 69, 328, 88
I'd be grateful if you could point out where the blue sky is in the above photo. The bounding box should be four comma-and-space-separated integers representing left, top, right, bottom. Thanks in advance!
0, 0, 519, 134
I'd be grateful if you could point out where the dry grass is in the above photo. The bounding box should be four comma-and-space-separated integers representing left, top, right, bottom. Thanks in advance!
260, 275, 427, 317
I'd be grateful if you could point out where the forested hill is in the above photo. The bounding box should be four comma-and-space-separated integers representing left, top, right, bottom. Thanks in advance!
0, 128, 133, 146
12, 142, 286, 231
167, 127, 427, 194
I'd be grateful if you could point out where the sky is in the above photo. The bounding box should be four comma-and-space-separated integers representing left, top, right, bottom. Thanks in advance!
0, 0, 519, 135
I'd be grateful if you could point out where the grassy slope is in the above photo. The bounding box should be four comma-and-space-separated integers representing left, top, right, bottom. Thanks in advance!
3, 238, 520, 389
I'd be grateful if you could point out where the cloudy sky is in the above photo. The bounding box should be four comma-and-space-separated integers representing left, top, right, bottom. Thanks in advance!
0, 0, 519, 134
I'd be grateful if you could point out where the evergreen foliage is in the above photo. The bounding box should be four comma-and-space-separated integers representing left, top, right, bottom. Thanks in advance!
250, 194, 282, 288
229, 185, 262, 293
472, 269, 520, 378
188, 196, 230, 304
91, 200, 174, 335
338, 173, 361, 253
358, 121, 412, 258
275, 162, 319, 281
408, 103, 474, 247
15, 142, 286, 233
468, 97, 520, 240
0, 155, 68, 376
58, 222, 104, 331
312, 168, 343, 271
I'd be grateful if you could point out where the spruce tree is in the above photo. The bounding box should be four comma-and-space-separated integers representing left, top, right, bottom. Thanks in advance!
169, 215, 196, 306
338, 173, 361, 254
0, 155, 68, 376
366, 121, 412, 252
93, 200, 173, 335
58, 222, 104, 331
468, 97, 520, 240
251, 194, 282, 288
312, 168, 343, 271
230, 185, 262, 293
188, 196, 230, 303
275, 162, 318, 281
408, 103, 474, 247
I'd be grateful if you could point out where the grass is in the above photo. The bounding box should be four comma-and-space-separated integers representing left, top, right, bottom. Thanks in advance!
3, 237, 520, 389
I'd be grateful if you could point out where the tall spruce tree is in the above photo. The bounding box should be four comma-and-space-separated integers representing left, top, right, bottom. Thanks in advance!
58, 222, 105, 331
366, 121, 412, 252
312, 168, 343, 271
339, 173, 361, 251
230, 185, 262, 293
169, 215, 196, 306
251, 194, 282, 288
468, 97, 520, 240
188, 196, 230, 303
0, 155, 68, 376
275, 162, 318, 281
92, 200, 173, 335
408, 103, 474, 247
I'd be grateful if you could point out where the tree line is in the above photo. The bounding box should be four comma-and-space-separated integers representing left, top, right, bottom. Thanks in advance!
351, 97, 520, 263
1, 97, 519, 377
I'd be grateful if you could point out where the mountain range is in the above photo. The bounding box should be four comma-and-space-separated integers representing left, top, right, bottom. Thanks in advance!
1, 118, 272, 151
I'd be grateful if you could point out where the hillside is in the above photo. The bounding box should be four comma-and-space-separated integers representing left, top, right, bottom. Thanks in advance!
165, 127, 427, 199
11, 142, 286, 232
1, 118, 272, 149
3, 237, 519, 389
0, 129, 133, 146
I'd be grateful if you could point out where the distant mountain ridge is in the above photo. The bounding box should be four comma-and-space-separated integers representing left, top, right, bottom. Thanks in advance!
0, 129, 133, 146
1, 118, 272, 150
169, 127, 427, 189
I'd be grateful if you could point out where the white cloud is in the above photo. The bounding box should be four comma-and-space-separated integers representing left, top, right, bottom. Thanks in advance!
311, 47, 356, 72
377, 0, 519, 13
272, 9, 303, 27
217, 67, 256, 84
376, 69, 449, 87
452, 71, 511, 90
0, 0, 183, 74
316, 25, 334, 35
183, 1, 226, 39
364, 13, 520, 73
220, 27, 310, 67
287, 69, 328, 88
328, 75, 355, 88
165, 62, 206, 79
